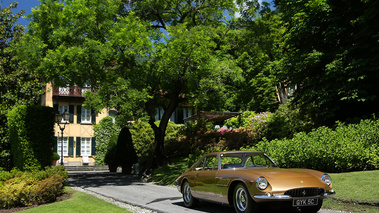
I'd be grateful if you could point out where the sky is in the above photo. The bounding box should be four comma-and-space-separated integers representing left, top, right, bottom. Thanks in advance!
1, 0, 41, 27
1, 0, 271, 28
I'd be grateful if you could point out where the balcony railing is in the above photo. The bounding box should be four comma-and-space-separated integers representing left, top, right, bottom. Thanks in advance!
53, 86, 91, 97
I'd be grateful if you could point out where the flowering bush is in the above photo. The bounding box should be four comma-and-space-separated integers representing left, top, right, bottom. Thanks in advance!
217, 126, 230, 134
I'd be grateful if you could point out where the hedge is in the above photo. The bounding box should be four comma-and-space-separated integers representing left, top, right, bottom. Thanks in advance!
249, 119, 379, 172
0, 166, 68, 209
7, 105, 55, 171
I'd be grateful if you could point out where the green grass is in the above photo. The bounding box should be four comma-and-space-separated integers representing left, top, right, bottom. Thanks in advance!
151, 157, 190, 185
22, 187, 131, 213
321, 170, 379, 213
330, 170, 379, 204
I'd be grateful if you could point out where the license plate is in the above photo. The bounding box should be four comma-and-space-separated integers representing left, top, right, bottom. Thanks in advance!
293, 198, 318, 207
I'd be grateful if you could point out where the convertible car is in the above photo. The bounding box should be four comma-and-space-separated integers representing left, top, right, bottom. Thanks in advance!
175, 151, 335, 213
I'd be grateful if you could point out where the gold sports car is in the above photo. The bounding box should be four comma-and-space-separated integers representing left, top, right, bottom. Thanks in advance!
175, 151, 335, 213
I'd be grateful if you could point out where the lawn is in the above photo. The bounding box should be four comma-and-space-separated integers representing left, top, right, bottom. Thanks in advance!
322, 170, 379, 213
22, 187, 131, 213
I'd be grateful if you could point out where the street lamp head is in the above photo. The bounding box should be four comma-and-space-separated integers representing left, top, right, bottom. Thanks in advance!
63, 111, 70, 121
55, 113, 63, 124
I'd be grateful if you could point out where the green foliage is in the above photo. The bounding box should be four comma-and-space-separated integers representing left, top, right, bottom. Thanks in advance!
251, 118, 379, 172
129, 121, 154, 165
103, 134, 118, 166
129, 121, 182, 165
275, 0, 379, 124
52, 152, 60, 161
7, 105, 55, 171
264, 102, 314, 140
224, 111, 257, 128
30, 174, 64, 204
94, 117, 121, 165
229, 5, 284, 112
0, 1, 45, 171
0, 166, 67, 209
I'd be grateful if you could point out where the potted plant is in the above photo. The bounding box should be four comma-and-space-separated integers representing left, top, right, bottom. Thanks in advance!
104, 136, 119, 172
52, 152, 60, 166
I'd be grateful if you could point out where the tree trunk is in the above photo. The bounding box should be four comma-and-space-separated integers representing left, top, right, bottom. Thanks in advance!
146, 76, 184, 169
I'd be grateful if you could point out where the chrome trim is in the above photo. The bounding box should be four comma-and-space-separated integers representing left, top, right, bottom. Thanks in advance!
254, 191, 335, 200
323, 191, 336, 197
254, 194, 292, 200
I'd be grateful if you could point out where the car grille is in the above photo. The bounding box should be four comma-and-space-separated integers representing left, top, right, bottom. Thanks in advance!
284, 188, 325, 197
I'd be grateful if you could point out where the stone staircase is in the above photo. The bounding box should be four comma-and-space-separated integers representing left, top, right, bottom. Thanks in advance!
65, 165, 109, 172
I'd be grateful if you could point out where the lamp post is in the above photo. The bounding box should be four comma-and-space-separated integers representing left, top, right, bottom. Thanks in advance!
55, 111, 70, 166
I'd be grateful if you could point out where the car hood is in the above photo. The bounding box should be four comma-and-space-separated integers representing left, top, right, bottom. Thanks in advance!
242, 167, 327, 191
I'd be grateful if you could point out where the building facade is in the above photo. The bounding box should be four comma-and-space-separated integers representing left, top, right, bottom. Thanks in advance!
41, 83, 109, 166
41, 83, 193, 166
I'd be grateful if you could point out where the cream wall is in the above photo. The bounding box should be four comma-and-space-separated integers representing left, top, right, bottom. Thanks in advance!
55, 106, 108, 166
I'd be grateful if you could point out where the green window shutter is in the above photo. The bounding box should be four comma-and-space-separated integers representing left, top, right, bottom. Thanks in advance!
76, 137, 81, 156
69, 105, 74, 123
53, 137, 58, 153
69, 137, 74, 156
91, 108, 96, 124
91, 137, 96, 156
77, 105, 82, 123
53, 104, 59, 114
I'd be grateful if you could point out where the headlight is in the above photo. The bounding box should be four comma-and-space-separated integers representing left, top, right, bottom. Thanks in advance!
256, 176, 268, 190
321, 174, 332, 186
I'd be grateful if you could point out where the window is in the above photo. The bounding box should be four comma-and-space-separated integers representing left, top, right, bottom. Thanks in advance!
58, 105, 69, 123
205, 156, 218, 170
57, 137, 68, 156
81, 138, 91, 156
81, 107, 91, 123
109, 111, 116, 123
193, 155, 218, 171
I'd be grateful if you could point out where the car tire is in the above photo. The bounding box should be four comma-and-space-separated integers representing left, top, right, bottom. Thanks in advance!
233, 183, 258, 213
182, 181, 199, 208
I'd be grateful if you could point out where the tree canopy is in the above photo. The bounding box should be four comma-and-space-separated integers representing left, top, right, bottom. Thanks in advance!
14, 0, 379, 168
20, 0, 244, 165
274, 0, 379, 124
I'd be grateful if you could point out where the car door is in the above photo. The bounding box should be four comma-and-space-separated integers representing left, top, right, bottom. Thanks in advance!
191, 155, 220, 201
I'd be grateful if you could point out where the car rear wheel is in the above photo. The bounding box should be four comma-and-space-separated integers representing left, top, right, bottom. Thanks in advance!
233, 183, 258, 213
182, 181, 199, 208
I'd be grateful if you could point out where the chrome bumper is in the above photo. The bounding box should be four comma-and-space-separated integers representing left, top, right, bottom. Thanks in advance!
254, 191, 335, 200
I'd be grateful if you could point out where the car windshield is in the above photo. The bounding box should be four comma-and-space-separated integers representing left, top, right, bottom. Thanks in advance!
220, 153, 277, 169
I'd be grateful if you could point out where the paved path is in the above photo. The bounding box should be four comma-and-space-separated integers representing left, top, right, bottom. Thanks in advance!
67, 172, 343, 213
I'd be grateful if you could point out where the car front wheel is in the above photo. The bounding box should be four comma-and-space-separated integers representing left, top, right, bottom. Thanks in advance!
182, 181, 199, 208
233, 183, 258, 213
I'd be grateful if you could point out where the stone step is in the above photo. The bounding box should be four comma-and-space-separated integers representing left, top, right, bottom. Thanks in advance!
65, 165, 109, 171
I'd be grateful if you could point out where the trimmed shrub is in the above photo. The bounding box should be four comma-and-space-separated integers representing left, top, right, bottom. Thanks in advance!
31, 174, 64, 204
7, 105, 55, 171
0, 166, 67, 209
250, 119, 379, 172
94, 116, 121, 165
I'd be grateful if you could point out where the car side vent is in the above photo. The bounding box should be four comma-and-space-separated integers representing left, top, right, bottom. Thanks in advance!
284, 188, 325, 197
